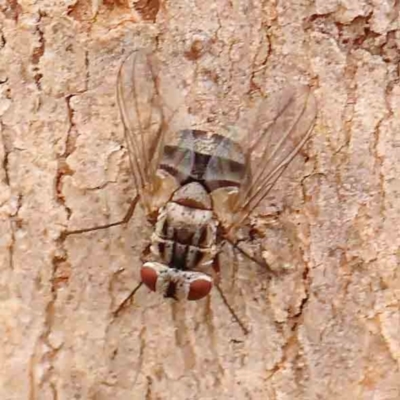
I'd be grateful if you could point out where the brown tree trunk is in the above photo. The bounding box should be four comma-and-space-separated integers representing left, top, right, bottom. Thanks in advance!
0, 0, 399, 399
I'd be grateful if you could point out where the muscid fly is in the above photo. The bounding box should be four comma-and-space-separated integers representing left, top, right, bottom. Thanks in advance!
66, 50, 317, 330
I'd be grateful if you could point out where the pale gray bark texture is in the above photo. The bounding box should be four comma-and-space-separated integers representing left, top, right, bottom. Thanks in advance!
0, 0, 399, 399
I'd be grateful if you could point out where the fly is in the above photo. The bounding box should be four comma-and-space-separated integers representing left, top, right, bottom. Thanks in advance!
66, 50, 317, 333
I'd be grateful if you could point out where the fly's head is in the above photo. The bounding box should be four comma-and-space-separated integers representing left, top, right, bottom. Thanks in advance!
140, 262, 213, 301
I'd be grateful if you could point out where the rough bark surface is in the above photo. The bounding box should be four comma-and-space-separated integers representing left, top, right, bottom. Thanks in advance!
0, 0, 399, 399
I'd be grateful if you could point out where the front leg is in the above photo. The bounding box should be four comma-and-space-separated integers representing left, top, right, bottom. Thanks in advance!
64, 195, 139, 237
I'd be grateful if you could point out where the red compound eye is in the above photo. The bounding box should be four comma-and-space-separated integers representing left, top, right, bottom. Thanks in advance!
140, 265, 158, 292
187, 278, 212, 300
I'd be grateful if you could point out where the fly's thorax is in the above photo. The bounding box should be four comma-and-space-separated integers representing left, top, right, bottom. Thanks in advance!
172, 181, 212, 210
150, 182, 219, 271
160, 130, 249, 192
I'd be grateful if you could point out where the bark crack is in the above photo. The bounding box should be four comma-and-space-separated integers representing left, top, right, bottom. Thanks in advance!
0, 122, 11, 187
0, 123, 20, 271
35, 45, 91, 397
55, 94, 79, 220
56, 50, 90, 222
0, 29, 5, 51
31, 11, 46, 90
373, 82, 394, 218
35, 252, 65, 394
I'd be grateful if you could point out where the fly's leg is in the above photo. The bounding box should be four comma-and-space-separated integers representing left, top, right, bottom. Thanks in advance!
111, 243, 151, 317
225, 238, 270, 270
213, 255, 249, 335
112, 282, 143, 317
215, 284, 249, 335
64, 194, 139, 236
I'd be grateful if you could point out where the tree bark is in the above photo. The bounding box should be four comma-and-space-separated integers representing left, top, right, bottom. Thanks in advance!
0, 0, 399, 399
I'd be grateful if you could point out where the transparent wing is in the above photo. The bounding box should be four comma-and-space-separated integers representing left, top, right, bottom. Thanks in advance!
227, 85, 317, 235
117, 50, 166, 215
204, 132, 249, 191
